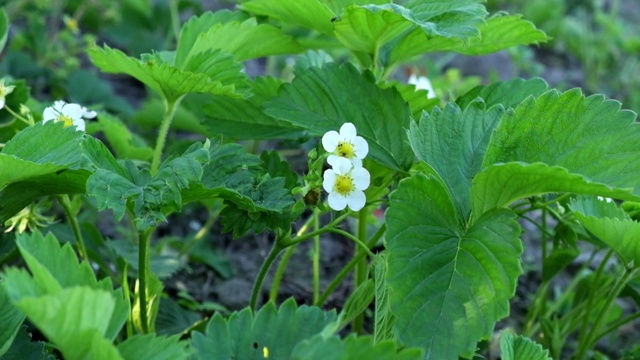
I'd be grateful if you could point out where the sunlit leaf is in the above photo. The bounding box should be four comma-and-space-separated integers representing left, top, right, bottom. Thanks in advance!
386, 172, 522, 359
240, 0, 336, 36
191, 298, 337, 360
88, 45, 248, 102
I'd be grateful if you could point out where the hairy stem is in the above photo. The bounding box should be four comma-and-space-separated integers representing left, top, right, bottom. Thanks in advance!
150, 97, 181, 176
137, 229, 152, 333
59, 195, 89, 260
250, 241, 284, 310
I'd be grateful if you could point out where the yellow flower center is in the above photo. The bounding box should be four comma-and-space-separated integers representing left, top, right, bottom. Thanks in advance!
56, 114, 74, 127
333, 174, 355, 195
336, 141, 356, 159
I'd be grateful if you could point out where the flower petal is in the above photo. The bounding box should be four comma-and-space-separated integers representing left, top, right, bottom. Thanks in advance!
53, 100, 67, 112
73, 118, 86, 131
327, 154, 340, 167
62, 103, 84, 119
0, 97, 5, 110
346, 190, 366, 211
352, 168, 370, 190
350, 157, 362, 168
323, 169, 336, 193
339, 122, 357, 140
353, 136, 369, 159
332, 157, 353, 175
328, 192, 347, 211
322, 130, 340, 152
82, 108, 98, 119
42, 106, 57, 122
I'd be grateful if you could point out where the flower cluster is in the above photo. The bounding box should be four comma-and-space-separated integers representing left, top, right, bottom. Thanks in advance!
321, 123, 370, 211
42, 100, 97, 131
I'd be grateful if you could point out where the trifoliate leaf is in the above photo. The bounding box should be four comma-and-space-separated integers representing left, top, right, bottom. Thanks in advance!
483, 89, 640, 198
183, 18, 303, 62
191, 298, 337, 360
88, 45, 248, 102
500, 330, 552, 360
456, 77, 549, 110
409, 100, 504, 217
87, 141, 210, 231
386, 172, 522, 359
570, 196, 640, 265
265, 63, 414, 171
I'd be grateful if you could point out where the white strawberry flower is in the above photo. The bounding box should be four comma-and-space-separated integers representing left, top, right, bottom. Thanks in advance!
323, 157, 370, 211
0, 78, 16, 110
42, 100, 95, 131
322, 122, 369, 168
408, 74, 436, 99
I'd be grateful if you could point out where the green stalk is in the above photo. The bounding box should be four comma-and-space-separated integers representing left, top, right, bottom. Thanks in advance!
352, 209, 369, 334
312, 210, 321, 303
150, 97, 181, 176
250, 241, 284, 310
59, 195, 89, 260
122, 262, 133, 338
577, 266, 637, 359
137, 229, 153, 334
269, 245, 296, 303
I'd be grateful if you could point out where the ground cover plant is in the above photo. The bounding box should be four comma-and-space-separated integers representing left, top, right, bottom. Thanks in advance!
0, 0, 639, 359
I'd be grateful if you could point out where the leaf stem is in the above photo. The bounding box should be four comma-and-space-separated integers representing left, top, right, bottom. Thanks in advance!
250, 241, 284, 310
122, 262, 134, 338
59, 195, 89, 260
138, 229, 153, 334
150, 97, 180, 176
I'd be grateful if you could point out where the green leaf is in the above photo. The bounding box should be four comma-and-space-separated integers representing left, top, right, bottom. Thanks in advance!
291, 334, 424, 360
14, 287, 123, 360
456, 77, 549, 110
118, 334, 190, 360
0, 283, 25, 356
156, 298, 201, 336
484, 89, 640, 195
5, 231, 129, 341
500, 330, 552, 360
191, 298, 337, 360
386, 172, 523, 359
471, 162, 638, 215
2, 325, 55, 360
0, 121, 84, 189
409, 100, 504, 217
182, 18, 303, 62
372, 253, 395, 344
570, 196, 640, 265
265, 63, 414, 171
383, 81, 439, 120
339, 279, 374, 328
88, 45, 248, 102
240, 0, 336, 36
87, 141, 210, 231
0, 8, 8, 53
201, 77, 303, 140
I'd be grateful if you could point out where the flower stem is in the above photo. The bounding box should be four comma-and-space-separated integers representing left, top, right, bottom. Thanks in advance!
59, 195, 89, 261
150, 97, 181, 176
250, 241, 284, 310
269, 245, 296, 303
4, 105, 32, 126
352, 209, 369, 334
312, 210, 321, 303
138, 229, 152, 334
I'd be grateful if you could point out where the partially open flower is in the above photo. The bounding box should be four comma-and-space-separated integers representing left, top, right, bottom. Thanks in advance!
322, 122, 369, 168
42, 100, 93, 131
323, 157, 370, 211
0, 79, 16, 110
